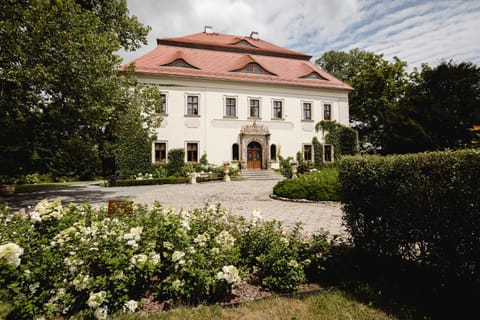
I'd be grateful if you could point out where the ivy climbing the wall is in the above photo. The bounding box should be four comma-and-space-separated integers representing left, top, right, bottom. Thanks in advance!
315, 121, 359, 160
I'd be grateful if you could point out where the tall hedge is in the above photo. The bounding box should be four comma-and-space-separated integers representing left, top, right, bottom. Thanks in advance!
339, 150, 480, 283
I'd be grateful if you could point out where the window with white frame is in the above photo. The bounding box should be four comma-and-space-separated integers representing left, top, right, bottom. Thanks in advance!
272, 100, 283, 119
154, 142, 167, 163
323, 103, 332, 120
186, 95, 199, 116
224, 97, 237, 117
303, 144, 313, 162
249, 98, 260, 118
186, 142, 199, 162
324, 144, 333, 162
155, 94, 167, 114
303, 102, 312, 120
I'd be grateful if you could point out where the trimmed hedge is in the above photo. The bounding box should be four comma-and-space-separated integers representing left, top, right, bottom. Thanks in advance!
112, 177, 188, 186
273, 167, 341, 201
339, 150, 480, 283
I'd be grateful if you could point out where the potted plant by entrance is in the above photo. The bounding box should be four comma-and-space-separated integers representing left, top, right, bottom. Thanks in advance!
0, 175, 15, 196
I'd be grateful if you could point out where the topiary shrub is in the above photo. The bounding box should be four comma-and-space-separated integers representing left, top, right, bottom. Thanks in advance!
166, 148, 185, 176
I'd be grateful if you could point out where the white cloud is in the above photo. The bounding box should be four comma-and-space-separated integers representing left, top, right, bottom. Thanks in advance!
120, 0, 480, 68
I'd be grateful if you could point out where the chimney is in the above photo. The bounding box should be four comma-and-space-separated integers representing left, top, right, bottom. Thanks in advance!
249, 31, 259, 40
204, 25, 213, 34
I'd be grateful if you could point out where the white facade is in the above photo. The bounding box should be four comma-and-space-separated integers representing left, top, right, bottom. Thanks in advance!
143, 75, 349, 169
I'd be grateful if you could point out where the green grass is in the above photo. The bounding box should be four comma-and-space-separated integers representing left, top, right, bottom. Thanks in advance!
114, 290, 396, 320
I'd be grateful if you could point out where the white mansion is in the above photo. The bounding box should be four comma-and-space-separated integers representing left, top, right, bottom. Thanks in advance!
125, 27, 352, 170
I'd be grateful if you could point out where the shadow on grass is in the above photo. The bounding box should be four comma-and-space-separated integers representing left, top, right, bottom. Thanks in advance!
315, 246, 479, 320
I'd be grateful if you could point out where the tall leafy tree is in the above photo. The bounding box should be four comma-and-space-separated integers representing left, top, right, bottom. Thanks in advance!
0, 0, 150, 178
317, 49, 409, 153
403, 61, 480, 151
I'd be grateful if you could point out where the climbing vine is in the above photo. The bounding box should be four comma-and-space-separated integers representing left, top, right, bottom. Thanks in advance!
316, 121, 359, 160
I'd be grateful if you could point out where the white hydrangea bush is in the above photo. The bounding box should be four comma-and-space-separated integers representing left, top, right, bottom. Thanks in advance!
0, 200, 330, 319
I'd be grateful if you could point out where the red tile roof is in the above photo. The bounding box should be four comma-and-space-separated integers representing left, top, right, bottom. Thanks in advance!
123, 32, 353, 91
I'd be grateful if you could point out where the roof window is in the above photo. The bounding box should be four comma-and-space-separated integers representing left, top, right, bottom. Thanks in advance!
301, 71, 328, 80
162, 59, 198, 69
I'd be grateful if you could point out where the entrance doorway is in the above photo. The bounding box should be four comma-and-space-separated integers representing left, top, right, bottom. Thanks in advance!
247, 141, 262, 169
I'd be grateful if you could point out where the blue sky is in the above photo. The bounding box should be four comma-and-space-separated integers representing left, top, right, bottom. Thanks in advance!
120, 0, 480, 69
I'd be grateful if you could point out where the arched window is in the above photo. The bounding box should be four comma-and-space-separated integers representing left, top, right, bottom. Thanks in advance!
232, 143, 239, 161
270, 144, 277, 161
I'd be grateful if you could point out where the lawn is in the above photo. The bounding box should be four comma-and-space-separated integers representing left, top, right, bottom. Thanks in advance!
114, 290, 395, 320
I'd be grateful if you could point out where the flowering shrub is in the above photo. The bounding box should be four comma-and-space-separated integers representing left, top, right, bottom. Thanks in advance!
0, 200, 332, 319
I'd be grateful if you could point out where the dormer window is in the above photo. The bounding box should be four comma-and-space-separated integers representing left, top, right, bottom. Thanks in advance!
238, 63, 274, 75
162, 59, 198, 69
233, 40, 257, 48
301, 72, 328, 80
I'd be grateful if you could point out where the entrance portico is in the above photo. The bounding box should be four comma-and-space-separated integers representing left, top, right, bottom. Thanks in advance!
239, 122, 270, 170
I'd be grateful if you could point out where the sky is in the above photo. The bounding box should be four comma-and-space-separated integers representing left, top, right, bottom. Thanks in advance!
120, 0, 480, 69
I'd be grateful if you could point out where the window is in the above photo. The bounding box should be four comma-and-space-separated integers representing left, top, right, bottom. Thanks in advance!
225, 97, 237, 117
186, 95, 199, 116
324, 145, 333, 162
323, 103, 332, 120
301, 72, 328, 80
270, 144, 277, 161
154, 142, 166, 163
235, 63, 275, 75
303, 144, 312, 162
303, 102, 312, 120
163, 59, 198, 69
272, 100, 283, 119
232, 143, 239, 161
187, 143, 198, 162
249, 99, 260, 118
155, 94, 167, 114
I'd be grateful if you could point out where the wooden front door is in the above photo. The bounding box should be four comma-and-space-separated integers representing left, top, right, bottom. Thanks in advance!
247, 142, 262, 169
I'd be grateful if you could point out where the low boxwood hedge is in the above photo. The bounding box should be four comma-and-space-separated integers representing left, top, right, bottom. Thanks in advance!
273, 167, 341, 201
112, 177, 188, 186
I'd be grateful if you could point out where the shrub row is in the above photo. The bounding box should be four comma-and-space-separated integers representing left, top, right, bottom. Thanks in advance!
0, 200, 332, 319
273, 167, 341, 201
338, 149, 480, 284
112, 177, 188, 186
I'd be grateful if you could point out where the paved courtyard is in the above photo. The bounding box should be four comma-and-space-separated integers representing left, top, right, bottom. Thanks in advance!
1, 180, 346, 236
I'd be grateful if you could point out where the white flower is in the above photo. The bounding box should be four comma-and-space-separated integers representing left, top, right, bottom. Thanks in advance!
124, 227, 143, 241
87, 291, 107, 309
0, 242, 24, 267
150, 252, 161, 265
29, 211, 42, 222
32, 199, 64, 221
216, 265, 241, 285
194, 234, 208, 247
171, 250, 185, 263
123, 300, 138, 313
171, 279, 183, 291
288, 260, 299, 268
126, 239, 138, 248
163, 241, 173, 250
215, 230, 236, 248
211, 247, 220, 255
72, 274, 89, 290
130, 254, 148, 268
94, 306, 108, 319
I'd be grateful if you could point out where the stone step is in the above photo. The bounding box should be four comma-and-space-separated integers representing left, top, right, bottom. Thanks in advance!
240, 170, 284, 181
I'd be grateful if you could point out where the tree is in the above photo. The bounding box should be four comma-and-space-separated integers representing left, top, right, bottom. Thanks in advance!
107, 65, 162, 177
0, 0, 150, 179
316, 49, 409, 153
403, 61, 480, 151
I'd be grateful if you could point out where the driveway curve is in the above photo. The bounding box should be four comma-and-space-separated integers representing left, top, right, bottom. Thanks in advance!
1, 180, 346, 236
